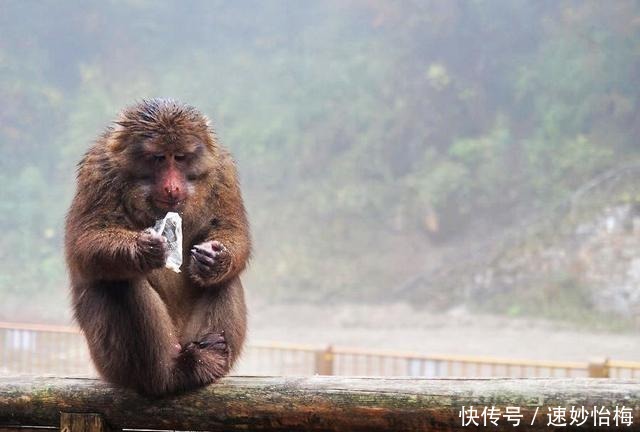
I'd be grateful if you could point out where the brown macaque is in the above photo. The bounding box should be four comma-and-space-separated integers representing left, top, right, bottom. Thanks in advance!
65, 99, 250, 396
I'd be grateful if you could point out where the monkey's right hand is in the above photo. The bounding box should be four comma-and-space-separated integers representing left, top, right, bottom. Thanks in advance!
135, 228, 168, 271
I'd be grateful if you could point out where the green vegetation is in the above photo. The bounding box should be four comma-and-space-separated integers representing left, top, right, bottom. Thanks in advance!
1, 1, 639, 321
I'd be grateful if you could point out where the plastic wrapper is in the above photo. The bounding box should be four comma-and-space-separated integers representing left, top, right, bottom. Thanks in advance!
152, 212, 183, 273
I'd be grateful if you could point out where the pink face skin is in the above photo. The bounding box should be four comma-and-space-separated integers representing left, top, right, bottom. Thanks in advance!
152, 152, 189, 211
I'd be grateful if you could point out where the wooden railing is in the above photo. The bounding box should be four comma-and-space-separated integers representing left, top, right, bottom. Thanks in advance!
331, 346, 590, 377
1, 376, 639, 431
2, 322, 640, 378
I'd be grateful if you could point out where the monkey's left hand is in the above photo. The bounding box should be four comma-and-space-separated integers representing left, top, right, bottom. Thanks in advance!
189, 240, 231, 286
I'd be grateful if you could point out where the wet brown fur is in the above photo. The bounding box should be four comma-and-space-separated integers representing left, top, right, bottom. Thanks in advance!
65, 99, 250, 396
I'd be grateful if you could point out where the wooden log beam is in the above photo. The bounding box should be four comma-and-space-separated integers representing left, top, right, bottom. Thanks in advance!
0, 376, 639, 431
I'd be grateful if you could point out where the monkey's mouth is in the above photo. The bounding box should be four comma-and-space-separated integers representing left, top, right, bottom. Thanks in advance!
154, 198, 185, 211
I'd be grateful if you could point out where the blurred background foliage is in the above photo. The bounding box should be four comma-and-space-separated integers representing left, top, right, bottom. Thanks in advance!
0, 0, 639, 322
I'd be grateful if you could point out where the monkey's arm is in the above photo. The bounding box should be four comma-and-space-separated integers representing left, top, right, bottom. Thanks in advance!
66, 217, 167, 280
65, 153, 169, 280
189, 162, 251, 287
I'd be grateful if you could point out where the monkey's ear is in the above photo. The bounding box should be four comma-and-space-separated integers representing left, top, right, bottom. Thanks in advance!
105, 123, 129, 153
106, 115, 132, 153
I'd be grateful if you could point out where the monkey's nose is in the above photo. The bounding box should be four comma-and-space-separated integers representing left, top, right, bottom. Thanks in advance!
165, 185, 180, 199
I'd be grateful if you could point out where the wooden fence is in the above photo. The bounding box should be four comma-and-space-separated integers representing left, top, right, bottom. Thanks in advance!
2, 321, 640, 378
1, 376, 640, 431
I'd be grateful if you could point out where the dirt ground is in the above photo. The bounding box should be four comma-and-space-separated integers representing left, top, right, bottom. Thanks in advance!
246, 301, 640, 363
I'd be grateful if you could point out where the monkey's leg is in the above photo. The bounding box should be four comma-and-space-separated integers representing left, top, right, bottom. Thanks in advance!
74, 279, 229, 396
183, 276, 247, 373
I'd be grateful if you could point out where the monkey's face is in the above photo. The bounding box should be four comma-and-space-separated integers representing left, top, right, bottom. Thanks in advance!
108, 100, 217, 221
125, 136, 211, 216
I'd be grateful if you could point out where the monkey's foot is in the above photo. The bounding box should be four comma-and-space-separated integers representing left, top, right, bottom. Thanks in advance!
196, 331, 228, 351
180, 331, 230, 379
180, 331, 227, 353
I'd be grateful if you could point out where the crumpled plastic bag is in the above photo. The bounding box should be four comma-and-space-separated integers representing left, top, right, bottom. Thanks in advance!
152, 212, 183, 273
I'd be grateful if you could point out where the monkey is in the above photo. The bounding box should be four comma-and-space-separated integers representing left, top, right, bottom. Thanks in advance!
64, 98, 250, 396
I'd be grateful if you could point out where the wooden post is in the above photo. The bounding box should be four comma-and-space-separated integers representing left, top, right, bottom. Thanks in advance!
60, 413, 111, 432
588, 358, 610, 378
314, 345, 334, 375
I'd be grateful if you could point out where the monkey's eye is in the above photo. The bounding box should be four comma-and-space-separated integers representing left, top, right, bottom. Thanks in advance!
174, 153, 186, 162
153, 154, 166, 162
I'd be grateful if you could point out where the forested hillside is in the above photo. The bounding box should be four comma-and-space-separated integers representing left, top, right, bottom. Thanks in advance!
1, 1, 639, 321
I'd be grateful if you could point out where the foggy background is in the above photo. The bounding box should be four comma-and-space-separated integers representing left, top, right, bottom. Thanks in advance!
1, 0, 640, 364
